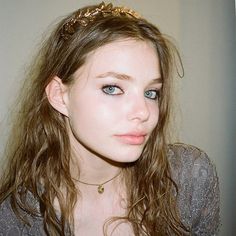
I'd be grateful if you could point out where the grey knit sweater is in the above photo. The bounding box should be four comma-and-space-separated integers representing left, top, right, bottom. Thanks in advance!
0, 144, 220, 235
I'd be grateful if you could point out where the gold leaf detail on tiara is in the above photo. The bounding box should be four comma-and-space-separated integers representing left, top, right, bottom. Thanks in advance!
60, 2, 140, 40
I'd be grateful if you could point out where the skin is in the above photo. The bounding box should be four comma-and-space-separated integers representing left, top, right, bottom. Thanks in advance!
46, 39, 162, 235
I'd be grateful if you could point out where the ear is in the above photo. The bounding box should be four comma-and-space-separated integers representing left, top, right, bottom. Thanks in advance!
45, 76, 69, 117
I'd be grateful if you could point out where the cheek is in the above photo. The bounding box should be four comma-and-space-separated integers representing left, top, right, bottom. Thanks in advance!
149, 104, 160, 129
90, 94, 125, 120
68, 96, 121, 130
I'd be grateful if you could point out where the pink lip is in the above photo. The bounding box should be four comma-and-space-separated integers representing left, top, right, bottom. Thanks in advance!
114, 133, 147, 145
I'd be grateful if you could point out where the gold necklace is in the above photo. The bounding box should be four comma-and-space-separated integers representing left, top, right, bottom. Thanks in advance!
74, 171, 121, 194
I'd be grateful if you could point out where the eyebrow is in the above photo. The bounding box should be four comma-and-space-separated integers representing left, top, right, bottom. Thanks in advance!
96, 71, 163, 83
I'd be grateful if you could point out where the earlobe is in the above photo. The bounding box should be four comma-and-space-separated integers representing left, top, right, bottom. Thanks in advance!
45, 76, 69, 116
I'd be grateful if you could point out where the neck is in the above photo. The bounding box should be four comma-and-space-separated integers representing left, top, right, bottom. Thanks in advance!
71, 155, 123, 185
70, 142, 125, 188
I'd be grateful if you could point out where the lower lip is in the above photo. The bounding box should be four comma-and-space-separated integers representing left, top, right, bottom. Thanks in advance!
115, 135, 146, 145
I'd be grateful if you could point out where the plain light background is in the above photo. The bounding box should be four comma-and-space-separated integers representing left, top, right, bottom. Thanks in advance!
0, 0, 235, 235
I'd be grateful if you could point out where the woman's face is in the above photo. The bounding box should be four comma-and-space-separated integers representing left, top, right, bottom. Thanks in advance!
62, 39, 162, 164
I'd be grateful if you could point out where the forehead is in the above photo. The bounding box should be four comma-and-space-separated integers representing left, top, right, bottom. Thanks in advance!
74, 39, 161, 80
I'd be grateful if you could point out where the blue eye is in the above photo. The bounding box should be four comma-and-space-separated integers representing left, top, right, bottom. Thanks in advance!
102, 85, 123, 95
144, 90, 159, 100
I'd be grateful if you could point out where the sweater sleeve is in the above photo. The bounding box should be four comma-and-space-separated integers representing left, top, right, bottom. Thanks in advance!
190, 149, 220, 235
168, 144, 220, 236
0, 196, 45, 236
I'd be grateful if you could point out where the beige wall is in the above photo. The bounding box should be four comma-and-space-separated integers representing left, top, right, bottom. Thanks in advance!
178, 1, 236, 235
0, 0, 235, 234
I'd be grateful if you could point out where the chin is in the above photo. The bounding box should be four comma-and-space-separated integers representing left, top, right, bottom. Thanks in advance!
109, 150, 143, 164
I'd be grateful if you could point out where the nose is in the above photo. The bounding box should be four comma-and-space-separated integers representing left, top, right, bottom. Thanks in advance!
127, 96, 150, 122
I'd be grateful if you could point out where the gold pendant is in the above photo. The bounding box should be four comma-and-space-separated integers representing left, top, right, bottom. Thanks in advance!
98, 185, 104, 194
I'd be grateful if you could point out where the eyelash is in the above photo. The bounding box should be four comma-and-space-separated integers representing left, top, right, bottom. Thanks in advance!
101, 84, 160, 100
102, 84, 123, 95
144, 90, 160, 100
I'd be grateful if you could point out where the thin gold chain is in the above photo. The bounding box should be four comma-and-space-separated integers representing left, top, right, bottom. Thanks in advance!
73, 171, 122, 194
75, 171, 121, 186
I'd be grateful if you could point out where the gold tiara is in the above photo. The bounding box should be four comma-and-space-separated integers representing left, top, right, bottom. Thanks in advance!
60, 2, 140, 40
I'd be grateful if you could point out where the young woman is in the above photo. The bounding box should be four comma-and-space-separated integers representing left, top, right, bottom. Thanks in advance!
0, 2, 220, 235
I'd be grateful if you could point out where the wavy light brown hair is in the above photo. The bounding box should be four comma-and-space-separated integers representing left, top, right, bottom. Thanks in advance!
0, 2, 188, 235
